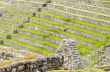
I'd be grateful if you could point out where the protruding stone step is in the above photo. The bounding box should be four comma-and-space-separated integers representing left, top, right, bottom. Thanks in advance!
0, 40, 3, 45
0, 26, 18, 34
0, 33, 11, 39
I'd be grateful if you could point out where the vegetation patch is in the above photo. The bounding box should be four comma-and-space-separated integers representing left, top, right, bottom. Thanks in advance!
0, 46, 37, 67
49, 68, 105, 72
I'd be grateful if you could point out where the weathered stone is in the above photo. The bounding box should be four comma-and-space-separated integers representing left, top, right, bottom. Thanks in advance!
56, 39, 84, 70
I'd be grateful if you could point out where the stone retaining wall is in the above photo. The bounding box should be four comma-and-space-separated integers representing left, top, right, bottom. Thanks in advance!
47, 3, 110, 21
42, 7, 110, 27
11, 35, 56, 51
0, 56, 63, 72
35, 12, 105, 41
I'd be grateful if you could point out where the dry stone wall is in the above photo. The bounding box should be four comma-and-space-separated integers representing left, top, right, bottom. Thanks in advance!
0, 38, 86, 72
0, 56, 63, 72
56, 39, 84, 70
96, 44, 110, 66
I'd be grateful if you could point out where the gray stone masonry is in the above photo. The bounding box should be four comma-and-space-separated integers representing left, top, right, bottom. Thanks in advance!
56, 39, 84, 70
96, 43, 110, 66
0, 56, 63, 72
35, 12, 106, 41
47, 3, 110, 21
41, 7, 110, 27
42, 7, 110, 34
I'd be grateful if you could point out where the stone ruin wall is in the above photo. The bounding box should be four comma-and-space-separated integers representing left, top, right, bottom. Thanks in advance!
56, 39, 84, 70
0, 39, 84, 72
0, 56, 63, 72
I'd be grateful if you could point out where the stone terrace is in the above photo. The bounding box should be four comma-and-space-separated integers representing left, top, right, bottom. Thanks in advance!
0, 0, 109, 66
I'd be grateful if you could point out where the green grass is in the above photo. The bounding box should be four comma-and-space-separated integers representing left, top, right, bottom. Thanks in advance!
12, 33, 59, 48
0, 1, 109, 63
24, 23, 93, 57
0, 32, 54, 55
31, 16, 108, 47
1, 17, 24, 22
35, 11, 110, 43
45, 7, 110, 27
50, 3, 110, 19
20, 28, 63, 41
0, 25, 15, 30
49, 68, 105, 72
5, 11, 30, 17
36, 11, 110, 32
0, 21, 21, 27
38, 12, 109, 39
5, 38, 53, 55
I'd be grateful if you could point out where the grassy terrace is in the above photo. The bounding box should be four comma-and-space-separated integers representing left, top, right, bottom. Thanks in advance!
45, 7, 110, 27
35, 12, 109, 38
0, 19, 93, 57
0, 21, 22, 28
54, 0, 110, 9
48, 3, 110, 21
0, 0, 109, 61
31, 16, 109, 47
37, 11, 110, 32
0, 35, 53, 55
7, 39, 53, 55
20, 28, 63, 42
1, 17, 25, 24
12, 33, 59, 49
24, 22, 93, 57
4, 11, 30, 18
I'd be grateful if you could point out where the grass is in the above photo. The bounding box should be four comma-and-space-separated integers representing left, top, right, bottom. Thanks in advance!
35, 11, 110, 42
45, 7, 110, 27
5, 11, 30, 17
0, 32, 54, 55
37, 11, 110, 31
0, 47, 36, 67
20, 28, 63, 41
31, 16, 108, 47
12, 33, 59, 48
0, 0, 109, 64
49, 68, 105, 72
49, 3, 110, 20
23, 23, 93, 57
0, 25, 15, 30
6, 38, 53, 55
1, 16, 24, 22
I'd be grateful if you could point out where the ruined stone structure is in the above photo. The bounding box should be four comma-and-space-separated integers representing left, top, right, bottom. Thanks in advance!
0, 0, 110, 71
0, 56, 63, 72
96, 44, 110, 66
56, 39, 84, 70
0, 39, 85, 72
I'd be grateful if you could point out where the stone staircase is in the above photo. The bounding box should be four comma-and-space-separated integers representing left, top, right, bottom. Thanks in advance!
0, 0, 109, 65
